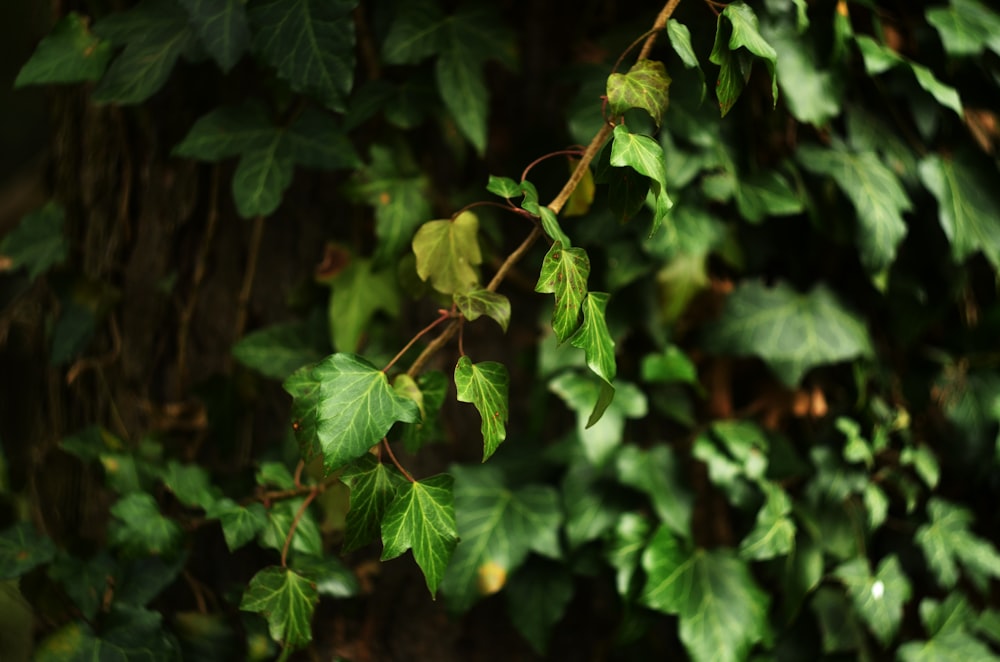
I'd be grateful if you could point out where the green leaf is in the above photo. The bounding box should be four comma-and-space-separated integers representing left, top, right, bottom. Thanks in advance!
259, 498, 322, 556
641, 526, 771, 662
899, 629, 1000, 662
454, 357, 510, 461
798, 143, 912, 273
454, 289, 511, 332
834, 555, 912, 646
240, 566, 318, 652
505, 558, 573, 654
735, 170, 804, 224
440, 465, 562, 612
292, 554, 360, 598
14, 13, 111, 86
610, 124, 673, 235
249, 0, 356, 111
641, 345, 699, 385
205, 499, 269, 552
738, 482, 796, 560
549, 373, 646, 465
35, 607, 179, 661
486, 175, 521, 198
178, 0, 250, 72
667, 20, 706, 101
0, 523, 55, 580
0, 202, 68, 281
916, 497, 1000, 591
328, 258, 400, 352
606, 59, 672, 126
92, 0, 198, 104
616, 445, 692, 539
232, 313, 328, 379
162, 460, 217, 508
538, 207, 571, 249
761, 17, 841, 127
710, 1, 778, 115
47, 552, 115, 621
703, 280, 874, 386
399, 371, 448, 452
855, 35, 962, 116
381, 0, 446, 64
109, 493, 182, 557
380, 474, 458, 596
606, 512, 653, 595
569, 292, 616, 385
919, 151, 1000, 270
412, 211, 482, 294
927, 0, 1000, 58
284, 353, 420, 473
339, 455, 407, 552
534, 241, 590, 343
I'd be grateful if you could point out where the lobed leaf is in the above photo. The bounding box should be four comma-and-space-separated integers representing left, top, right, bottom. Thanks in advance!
0, 524, 56, 580
412, 211, 482, 294
926, 0, 1000, 58
710, 1, 778, 115
340, 455, 407, 552
14, 13, 111, 87
179, 0, 250, 72
0, 202, 68, 281
609, 125, 673, 235
454, 356, 510, 461
240, 566, 318, 652
834, 555, 912, 646
606, 59, 671, 127
568, 292, 617, 386
454, 289, 511, 332
916, 498, 1000, 591
534, 242, 590, 343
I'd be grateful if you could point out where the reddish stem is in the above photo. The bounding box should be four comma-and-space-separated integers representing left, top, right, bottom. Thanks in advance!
382, 438, 415, 483
383, 309, 452, 373
453, 200, 534, 221
520, 149, 586, 183
281, 490, 317, 568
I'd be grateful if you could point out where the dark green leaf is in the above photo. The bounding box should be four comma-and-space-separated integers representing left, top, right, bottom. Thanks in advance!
179, 0, 250, 72
249, 0, 356, 111
610, 125, 672, 235
381, 0, 446, 64
109, 493, 182, 557
919, 151, 1000, 270
292, 554, 359, 598
798, 143, 911, 274
606, 59, 671, 126
703, 280, 874, 386
505, 558, 573, 654
437, 50, 489, 154
399, 371, 448, 452
735, 170, 804, 224
14, 13, 111, 86
834, 555, 912, 646
454, 289, 511, 332
0, 202, 68, 281
641, 526, 771, 662
232, 313, 328, 379
259, 498, 322, 556
35, 606, 179, 661
412, 212, 482, 294
454, 357, 509, 461
667, 20, 705, 101
205, 498, 268, 552
616, 445, 692, 540
381, 474, 458, 596
710, 1, 778, 115
162, 460, 218, 508
328, 258, 400, 352
240, 566, 318, 651
340, 455, 407, 552
855, 35, 962, 116
761, 17, 841, 127
738, 481, 796, 560
916, 497, 1000, 591
535, 241, 590, 343
440, 465, 562, 611
92, 0, 197, 104
47, 552, 115, 621
0, 523, 55, 580
568, 292, 616, 385
284, 353, 420, 473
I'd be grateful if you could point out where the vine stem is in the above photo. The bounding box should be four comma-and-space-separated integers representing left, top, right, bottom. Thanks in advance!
280, 489, 318, 567
639, 0, 683, 60
384, 308, 452, 373
520, 148, 586, 183
382, 438, 415, 482
234, 215, 265, 347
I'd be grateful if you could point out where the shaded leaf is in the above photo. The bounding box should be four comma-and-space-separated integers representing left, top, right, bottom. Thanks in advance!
606, 512, 653, 595
606, 59, 671, 126
454, 289, 511, 332
506, 558, 574, 654
381, 474, 458, 596
249, 0, 356, 111
162, 460, 217, 508
258, 498, 322, 556
641, 345, 699, 385
454, 357, 509, 461
667, 20, 706, 101
109, 493, 182, 557
535, 241, 590, 343
412, 212, 482, 294
0, 523, 55, 580
916, 497, 1000, 590
328, 258, 400, 352
703, 280, 874, 386
610, 125, 673, 235
735, 170, 804, 224
738, 482, 796, 560
204, 498, 268, 552
641, 526, 771, 662
292, 555, 359, 598
240, 566, 318, 651
381, 0, 446, 64
549, 373, 646, 465
0, 202, 68, 281
616, 445, 692, 539
440, 465, 561, 612
179, 0, 250, 72
855, 35, 962, 116
339, 455, 407, 552
14, 13, 111, 86
710, 1, 778, 115
400, 371, 449, 452
232, 312, 328, 380
35, 607, 179, 661
761, 17, 841, 127
834, 555, 912, 646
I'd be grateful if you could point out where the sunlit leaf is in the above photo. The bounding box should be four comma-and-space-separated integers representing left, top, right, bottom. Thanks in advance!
568, 292, 616, 389
240, 566, 318, 651
916, 497, 1000, 591
610, 124, 673, 235
535, 241, 590, 343
667, 19, 705, 101
381, 474, 458, 596
834, 555, 912, 646
641, 526, 771, 662
14, 13, 111, 86
710, 1, 778, 115
440, 465, 561, 612
606, 59, 671, 126
927, 0, 1000, 58
454, 357, 509, 461
486, 175, 521, 198
703, 280, 874, 386
412, 212, 482, 294
454, 289, 511, 332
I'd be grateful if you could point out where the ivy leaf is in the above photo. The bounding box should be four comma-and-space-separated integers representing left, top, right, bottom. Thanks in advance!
0, 523, 56, 580
610, 125, 673, 235
834, 555, 912, 646
640, 345, 698, 386
328, 258, 400, 352
926, 0, 1000, 58
454, 357, 510, 461
641, 526, 772, 662
798, 143, 912, 274
259, 498, 322, 556
855, 35, 963, 116
505, 559, 574, 655
399, 371, 448, 452
232, 312, 328, 380
606, 512, 653, 595
248, 0, 356, 111
738, 482, 796, 561
240, 566, 318, 652
549, 374, 647, 465
284, 353, 420, 473
703, 280, 874, 386
454, 289, 511, 332
0, 202, 68, 281
616, 445, 693, 540
440, 465, 562, 612
339, 455, 407, 552
761, 17, 841, 127
568, 292, 616, 386
710, 1, 778, 116
109, 493, 183, 558
735, 170, 804, 224
534, 241, 591, 343
412, 211, 482, 294
919, 151, 1000, 270
899, 629, 1000, 662
381, 0, 446, 64
667, 20, 706, 101
204, 499, 269, 552
162, 460, 218, 508
92, 0, 198, 104
916, 497, 1000, 591
14, 13, 111, 86
35, 607, 178, 661
380, 474, 458, 596
178, 0, 250, 72
606, 59, 672, 127
486, 175, 521, 198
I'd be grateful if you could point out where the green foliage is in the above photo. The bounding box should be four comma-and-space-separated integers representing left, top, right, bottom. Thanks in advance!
0, 202, 68, 281
454, 356, 510, 461
14, 13, 111, 86
240, 566, 319, 653
412, 212, 483, 294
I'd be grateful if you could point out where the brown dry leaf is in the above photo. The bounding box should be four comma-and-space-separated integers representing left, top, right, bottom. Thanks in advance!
964, 108, 999, 155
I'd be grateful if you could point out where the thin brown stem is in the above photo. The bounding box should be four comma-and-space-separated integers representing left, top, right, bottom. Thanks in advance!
639, 0, 684, 60
293, 459, 305, 488
520, 149, 586, 183
452, 200, 534, 221
382, 438, 415, 482
384, 309, 452, 373
281, 490, 317, 567
234, 215, 266, 349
